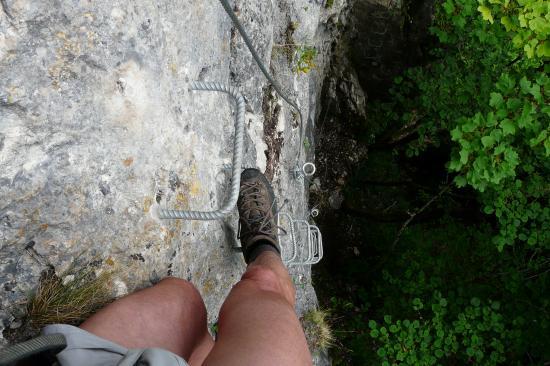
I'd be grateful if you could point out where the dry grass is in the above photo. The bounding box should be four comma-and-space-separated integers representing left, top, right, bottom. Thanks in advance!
302, 308, 335, 352
27, 266, 115, 329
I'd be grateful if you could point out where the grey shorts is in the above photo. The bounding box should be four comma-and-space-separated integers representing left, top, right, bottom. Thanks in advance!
42, 324, 189, 366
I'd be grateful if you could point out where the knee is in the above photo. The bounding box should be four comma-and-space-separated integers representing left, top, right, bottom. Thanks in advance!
158, 276, 196, 291
158, 276, 201, 299
241, 266, 295, 305
157, 277, 206, 314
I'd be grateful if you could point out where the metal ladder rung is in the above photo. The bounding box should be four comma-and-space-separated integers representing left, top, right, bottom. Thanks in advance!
277, 213, 324, 266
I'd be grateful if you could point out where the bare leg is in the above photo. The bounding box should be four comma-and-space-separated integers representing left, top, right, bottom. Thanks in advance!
80, 277, 214, 365
204, 251, 312, 366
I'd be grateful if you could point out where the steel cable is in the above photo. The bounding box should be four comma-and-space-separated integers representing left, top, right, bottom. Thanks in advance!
217, 0, 306, 165
160, 1, 313, 221
158, 81, 245, 220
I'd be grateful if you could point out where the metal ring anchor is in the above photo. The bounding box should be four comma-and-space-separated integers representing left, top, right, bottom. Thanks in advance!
302, 162, 316, 176
158, 81, 245, 220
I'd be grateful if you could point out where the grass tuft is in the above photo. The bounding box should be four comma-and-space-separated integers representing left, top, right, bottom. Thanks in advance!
27, 266, 115, 329
302, 308, 335, 352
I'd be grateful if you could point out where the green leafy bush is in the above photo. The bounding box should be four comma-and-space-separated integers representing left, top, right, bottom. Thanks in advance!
318, 0, 549, 363
447, 0, 549, 249
368, 0, 549, 250
369, 295, 511, 366
322, 217, 548, 365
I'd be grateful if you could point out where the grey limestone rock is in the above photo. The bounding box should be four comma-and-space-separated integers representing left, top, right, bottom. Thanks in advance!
0, 1, 348, 362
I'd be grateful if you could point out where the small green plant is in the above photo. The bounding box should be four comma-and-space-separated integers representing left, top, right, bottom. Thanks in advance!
209, 322, 219, 338
275, 20, 317, 74
27, 265, 115, 328
273, 43, 318, 74
293, 45, 317, 74
301, 308, 334, 352
369, 294, 511, 365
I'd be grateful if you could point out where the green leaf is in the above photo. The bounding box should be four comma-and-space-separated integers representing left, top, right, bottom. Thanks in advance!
486, 112, 497, 127
495, 108, 508, 119
462, 121, 477, 133
490, 128, 503, 142
368, 320, 377, 329
518, 14, 528, 28
477, 6, 494, 23
449, 158, 461, 171
475, 349, 484, 360
489, 92, 504, 108
500, 16, 514, 31
501, 119, 516, 135
443, 0, 455, 14
453, 15, 467, 28
530, 130, 548, 147
471, 297, 481, 307
529, 84, 542, 101
481, 135, 495, 148
504, 149, 519, 166
537, 40, 550, 57
450, 127, 462, 140
519, 77, 531, 94
459, 150, 469, 164
518, 103, 533, 128
528, 17, 548, 33
377, 348, 387, 357
496, 73, 515, 93
506, 98, 522, 111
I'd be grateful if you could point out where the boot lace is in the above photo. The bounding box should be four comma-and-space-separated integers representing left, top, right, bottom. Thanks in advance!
237, 182, 285, 241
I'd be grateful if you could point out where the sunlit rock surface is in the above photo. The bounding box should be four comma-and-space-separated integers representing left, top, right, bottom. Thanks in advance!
0, 1, 347, 362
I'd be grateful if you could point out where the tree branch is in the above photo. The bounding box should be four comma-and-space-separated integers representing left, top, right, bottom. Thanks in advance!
371, 111, 424, 149
391, 183, 452, 250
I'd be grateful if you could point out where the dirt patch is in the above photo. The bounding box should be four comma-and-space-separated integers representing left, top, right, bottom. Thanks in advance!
262, 86, 284, 181
310, 55, 368, 211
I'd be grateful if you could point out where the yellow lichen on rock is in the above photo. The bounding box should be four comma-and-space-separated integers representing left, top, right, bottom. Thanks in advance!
143, 197, 153, 213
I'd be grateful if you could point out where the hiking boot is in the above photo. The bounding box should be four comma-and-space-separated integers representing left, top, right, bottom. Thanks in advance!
237, 168, 281, 263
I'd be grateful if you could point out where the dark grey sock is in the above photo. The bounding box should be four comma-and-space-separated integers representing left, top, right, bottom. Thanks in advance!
247, 241, 281, 264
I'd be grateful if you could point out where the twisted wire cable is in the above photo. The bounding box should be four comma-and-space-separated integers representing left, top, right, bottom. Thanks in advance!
160, 1, 314, 221
217, 0, 305, 165
158, 81, 245, 220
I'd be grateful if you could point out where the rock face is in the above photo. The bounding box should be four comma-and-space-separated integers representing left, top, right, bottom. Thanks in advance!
349, 0, 434, 99
0, 0, 346, 360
